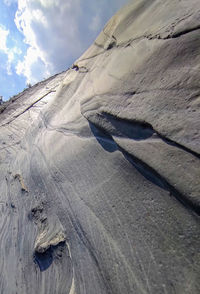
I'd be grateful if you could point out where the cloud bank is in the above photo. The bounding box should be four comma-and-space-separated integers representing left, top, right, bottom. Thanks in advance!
0, 25, 9, 52
14, 0, 128, 84
0, 24, 21, 75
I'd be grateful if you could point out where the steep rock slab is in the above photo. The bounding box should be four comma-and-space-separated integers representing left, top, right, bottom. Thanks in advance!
0, 1, 200, 294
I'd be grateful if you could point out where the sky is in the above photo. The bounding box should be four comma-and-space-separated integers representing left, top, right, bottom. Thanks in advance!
0, 0, 129, 101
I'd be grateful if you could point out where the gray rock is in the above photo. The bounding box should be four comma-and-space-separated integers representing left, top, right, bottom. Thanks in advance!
0, 1, 199, 293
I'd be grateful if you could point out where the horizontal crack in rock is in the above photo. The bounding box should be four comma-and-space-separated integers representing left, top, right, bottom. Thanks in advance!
85, 113, 200, 216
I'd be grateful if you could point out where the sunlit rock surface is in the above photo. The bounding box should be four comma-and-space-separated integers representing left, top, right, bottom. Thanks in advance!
0, 1, 200, 293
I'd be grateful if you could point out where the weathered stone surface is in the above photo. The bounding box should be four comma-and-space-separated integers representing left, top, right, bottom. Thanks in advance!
0, 1, 199, 293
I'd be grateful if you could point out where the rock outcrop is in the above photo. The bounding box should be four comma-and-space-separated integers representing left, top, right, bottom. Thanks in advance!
0, 0, 199, 293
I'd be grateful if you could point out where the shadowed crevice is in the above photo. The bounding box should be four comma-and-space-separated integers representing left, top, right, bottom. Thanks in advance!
88, 119, 200, 216
165, 26, 200, 39
101, 112, 200, 159
89, 122, 118, 152
103, 112, 155, 140
34, 241, 66, 272
121, 149, 200, 216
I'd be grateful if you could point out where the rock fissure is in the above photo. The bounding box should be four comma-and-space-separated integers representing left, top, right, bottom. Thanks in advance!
165, 25, 200, 39
83, 109, 200, 159
121, 148, 200, 216
85, 117, 200, 215
0, 89, 56, 128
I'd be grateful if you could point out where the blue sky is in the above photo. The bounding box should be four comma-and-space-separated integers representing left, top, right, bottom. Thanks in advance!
0, 0, 128, 101
0, 0, 27, 100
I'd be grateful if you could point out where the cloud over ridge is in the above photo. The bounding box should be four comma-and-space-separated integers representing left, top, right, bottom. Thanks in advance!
14, 0, 128, 84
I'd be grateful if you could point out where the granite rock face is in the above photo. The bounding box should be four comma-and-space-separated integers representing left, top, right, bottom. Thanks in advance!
0, 0, 200, 293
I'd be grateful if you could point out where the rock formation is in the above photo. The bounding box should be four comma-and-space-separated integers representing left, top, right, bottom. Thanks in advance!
0, 0, 199, 293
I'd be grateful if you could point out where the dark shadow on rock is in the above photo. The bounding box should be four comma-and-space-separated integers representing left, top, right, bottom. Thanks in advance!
34, 242, 66, 272
122, 151, 168, 191
34, 249, 53, 271
89, 122, 118, 152
89, 119, 200, 216
102, 112, 200, 159
122, 149, 200, 215
103, 112, 155, 140
89, 120, 166, 190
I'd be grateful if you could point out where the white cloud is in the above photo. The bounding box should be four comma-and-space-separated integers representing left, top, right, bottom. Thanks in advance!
7, 47, 22, 75
16, 47, 50, 83
0, 25, 21, 75
14, 0, 128, 84
0, 25, 9, 52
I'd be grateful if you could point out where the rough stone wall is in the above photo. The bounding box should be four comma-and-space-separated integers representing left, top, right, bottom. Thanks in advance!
0, 1, 199, 293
